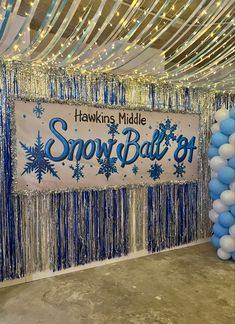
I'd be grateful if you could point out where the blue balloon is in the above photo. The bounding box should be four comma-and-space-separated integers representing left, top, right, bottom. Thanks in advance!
211, 234, 220, 249
230, 106, 235, 119
209, 191, 220, 200
211, 132, 228, 147
230, 205, 235, 217
208, 178, 228, 194
232, 251, 235, 262
213, 223, 229, 237
220, 118, 235, 135
208, 146, 219, 159
218, 211, 235, 227
218, 166, 235, 185
228, 157, 235, 169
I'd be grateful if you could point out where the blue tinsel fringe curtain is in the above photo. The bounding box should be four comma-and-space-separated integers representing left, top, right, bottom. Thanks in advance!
1, 63, 234, 281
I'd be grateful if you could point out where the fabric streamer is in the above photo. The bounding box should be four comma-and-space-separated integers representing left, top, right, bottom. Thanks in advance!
0, 62, 234, 281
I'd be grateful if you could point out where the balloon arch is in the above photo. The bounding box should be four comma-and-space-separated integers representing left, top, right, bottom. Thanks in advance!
208, 106, 235, 261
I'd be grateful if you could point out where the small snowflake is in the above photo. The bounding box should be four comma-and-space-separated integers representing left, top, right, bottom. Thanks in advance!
148, 162, 163, 180
97, 157, 118, 180
33, 101, 44, 119
159, 118, 177, 147
174, 162, 186, 178
20, 131, 60, 183
70, 161, 84, 182
132, 164, 139, 175
107, 122, 119, 139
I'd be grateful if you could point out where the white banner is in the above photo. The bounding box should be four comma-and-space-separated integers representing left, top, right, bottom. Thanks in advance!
14, 100, 199, 191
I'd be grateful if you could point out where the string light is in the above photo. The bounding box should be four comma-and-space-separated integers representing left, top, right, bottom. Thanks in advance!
0, 0, 233, 90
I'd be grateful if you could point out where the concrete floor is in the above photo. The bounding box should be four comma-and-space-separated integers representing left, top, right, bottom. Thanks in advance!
0, 243, 234, 324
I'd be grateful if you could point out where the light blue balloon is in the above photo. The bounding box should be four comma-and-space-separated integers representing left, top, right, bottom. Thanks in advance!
231, 251, 235, 262
209, 191, 220, 200
230, 106, 235, 119
218, 211, 235, 227
218, 166, 235, 185
208, 146, 219, 159
228, 157, 235, 169
208, 178, 228, 194
211, 234, 220, 249
211, 132, 228, 147
213, 223, 229, 237
230, 205, 235, 217
220, 118, 235, 135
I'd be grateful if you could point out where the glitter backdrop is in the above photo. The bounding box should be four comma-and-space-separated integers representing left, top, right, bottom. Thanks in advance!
0, 62, 235, 281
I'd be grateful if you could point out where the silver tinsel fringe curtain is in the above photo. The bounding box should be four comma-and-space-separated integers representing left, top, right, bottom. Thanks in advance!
0, 62, 235, 281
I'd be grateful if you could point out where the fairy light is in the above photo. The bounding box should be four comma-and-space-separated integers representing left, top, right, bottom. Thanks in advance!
1, 0, 234, 91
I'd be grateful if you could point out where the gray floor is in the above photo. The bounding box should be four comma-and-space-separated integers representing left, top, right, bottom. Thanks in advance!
0, 243, 234, 324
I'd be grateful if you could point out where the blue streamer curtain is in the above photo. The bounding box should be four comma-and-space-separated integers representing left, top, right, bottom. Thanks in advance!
0, 65, 16, 281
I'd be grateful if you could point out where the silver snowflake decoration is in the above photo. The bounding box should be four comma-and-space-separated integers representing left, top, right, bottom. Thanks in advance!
33, 102, 44, 119
20, 131, 60, 183
159, 118, 177, 147
148, 162, 163, 180
70, 161, 84, 182
174, 162, 186, 178
97, 157, 118, 180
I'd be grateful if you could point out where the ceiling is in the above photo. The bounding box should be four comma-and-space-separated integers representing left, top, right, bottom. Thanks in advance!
0, 0, 234, 90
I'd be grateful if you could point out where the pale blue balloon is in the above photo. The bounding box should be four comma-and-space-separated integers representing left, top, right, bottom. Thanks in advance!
219, 211, 235, 227
210, 191, 220, 200
208, 146, 219, 159
218, 166, 235, 185
230, 205, 235, 217
231, 251, 235, 262
208, 178, 228, 194
228, 157, 235, 169
213, 223, 229, 237
211, 132, 228, 147
220, 118, 235, 135
230, 106, 235, 119
211, 234, 220, 249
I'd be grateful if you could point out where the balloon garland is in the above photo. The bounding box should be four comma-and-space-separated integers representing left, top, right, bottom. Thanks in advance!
208, 106, 235, 261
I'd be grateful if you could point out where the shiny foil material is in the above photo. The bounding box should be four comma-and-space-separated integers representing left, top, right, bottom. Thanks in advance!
1, 62, 234, 281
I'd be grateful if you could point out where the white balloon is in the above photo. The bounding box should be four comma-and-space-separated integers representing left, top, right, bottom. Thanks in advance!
209, 209, 219, 223
219, 144, 235, 159
209, 156, 227, 172
211, 122, 220, 134
213, 199, 229, 214
211, 170, 218, 178
215, 108, 230, 122
229, 224, 235, 239
220, 190, 235, 206
217, 248, 231, 260
230, 181, 235, 192
229, 133, 235, 146
220, 235, 235, 253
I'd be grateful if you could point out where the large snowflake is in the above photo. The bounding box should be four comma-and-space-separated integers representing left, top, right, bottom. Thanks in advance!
20, 131, 60, 183
107, 122, 119, 139
174, 162, 186, 178
159, 118, 177, 147
148, 162, 163, 180
70, 161, 84, 182
97, 157, 118, 180
33, 101, 44, 119
132, 164, 139, 175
